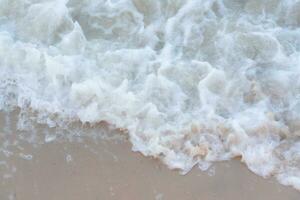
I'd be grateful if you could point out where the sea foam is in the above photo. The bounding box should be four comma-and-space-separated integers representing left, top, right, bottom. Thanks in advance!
0, 0, 300, 190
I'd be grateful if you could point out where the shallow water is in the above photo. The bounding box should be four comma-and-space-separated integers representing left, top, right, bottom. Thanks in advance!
0, 111, 299, 200
0, 0, 300, 190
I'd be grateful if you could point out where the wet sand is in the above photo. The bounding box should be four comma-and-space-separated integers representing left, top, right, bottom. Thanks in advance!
0, 111, 299, 200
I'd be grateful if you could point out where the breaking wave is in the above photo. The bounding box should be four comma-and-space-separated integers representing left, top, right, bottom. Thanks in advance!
1, 0, 300, 190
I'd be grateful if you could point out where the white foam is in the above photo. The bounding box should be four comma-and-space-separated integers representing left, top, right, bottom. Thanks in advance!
19, 153, 33, 161
0, 0, 300, 190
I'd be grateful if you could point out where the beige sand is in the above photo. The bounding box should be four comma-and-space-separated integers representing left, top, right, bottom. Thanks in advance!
0, 111, 299, 200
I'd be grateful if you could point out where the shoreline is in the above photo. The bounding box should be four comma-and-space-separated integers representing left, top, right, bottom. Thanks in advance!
0, 111, 299, 200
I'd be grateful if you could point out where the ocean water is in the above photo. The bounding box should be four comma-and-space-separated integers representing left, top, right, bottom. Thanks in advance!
0, 0, 300, 190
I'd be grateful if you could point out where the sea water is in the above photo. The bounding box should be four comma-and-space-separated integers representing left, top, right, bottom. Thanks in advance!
0, 0, 300, 190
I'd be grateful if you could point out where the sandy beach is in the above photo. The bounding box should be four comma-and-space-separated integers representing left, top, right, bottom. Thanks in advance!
0, 111, 299, 200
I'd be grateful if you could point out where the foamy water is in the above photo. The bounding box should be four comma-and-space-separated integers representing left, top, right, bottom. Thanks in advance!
0, 0, 300, 190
